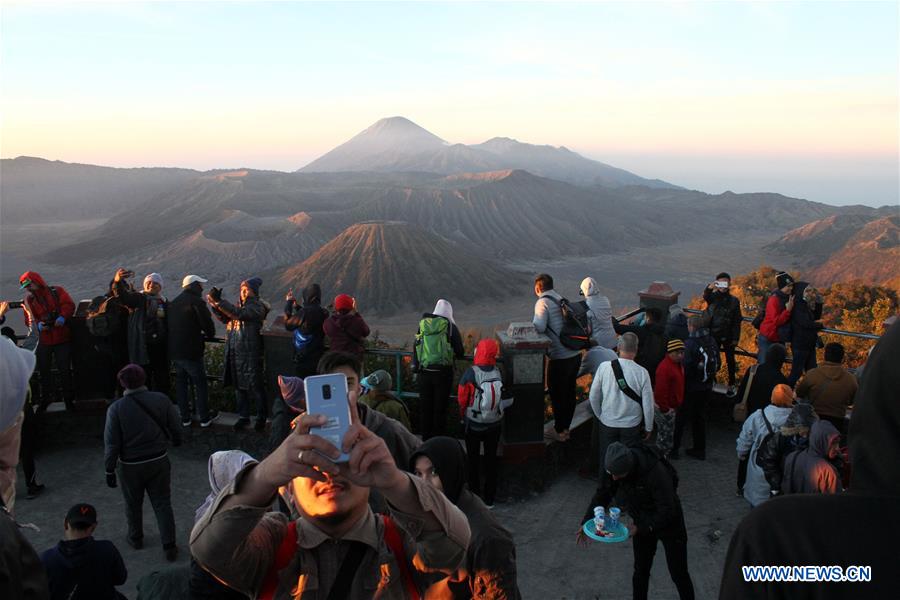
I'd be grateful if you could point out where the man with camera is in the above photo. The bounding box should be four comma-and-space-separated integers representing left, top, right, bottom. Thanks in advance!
112, 268, 171, 395
702, 272, 743, 396
17, 271, 77, 411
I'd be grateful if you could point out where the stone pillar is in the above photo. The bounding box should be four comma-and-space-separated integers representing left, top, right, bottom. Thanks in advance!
638, 281, 680, 316
496, 322, 551, 461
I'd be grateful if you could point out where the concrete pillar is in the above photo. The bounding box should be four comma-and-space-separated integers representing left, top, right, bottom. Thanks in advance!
638, 281, 680, 316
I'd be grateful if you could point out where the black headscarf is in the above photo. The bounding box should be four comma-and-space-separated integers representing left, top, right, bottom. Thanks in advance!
410, 436, 467, 504
302, 284, 322, 306
849, 322, 900, 496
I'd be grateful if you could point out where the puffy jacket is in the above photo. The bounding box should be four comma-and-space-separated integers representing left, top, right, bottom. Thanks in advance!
323, 310, 370, 357
212, 295, 269, 390
20, 271, 76, 347
789, 282, 823, 352
167, 284, 216, 362
760, 290, 792, 343
112, 279, 167, 366
532, 290, 581, 360
702, 287, 742, 344
40, 537, 127, 600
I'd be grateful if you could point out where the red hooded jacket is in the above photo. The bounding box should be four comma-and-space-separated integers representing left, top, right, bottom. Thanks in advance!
457, 338, 499, 417
654, 354, 685, 411
20, 271, 76, 346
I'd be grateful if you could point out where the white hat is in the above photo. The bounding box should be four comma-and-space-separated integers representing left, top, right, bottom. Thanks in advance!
182, 275, 208, 288
143, 273, 164, 288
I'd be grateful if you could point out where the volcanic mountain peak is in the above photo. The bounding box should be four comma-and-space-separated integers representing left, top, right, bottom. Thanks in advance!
358, 116, 447, 144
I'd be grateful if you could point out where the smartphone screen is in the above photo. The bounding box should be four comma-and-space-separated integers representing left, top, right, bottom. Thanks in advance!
303, 373, 352, 463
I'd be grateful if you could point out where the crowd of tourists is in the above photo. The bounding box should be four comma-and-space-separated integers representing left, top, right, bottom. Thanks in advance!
0, 266, 896, 599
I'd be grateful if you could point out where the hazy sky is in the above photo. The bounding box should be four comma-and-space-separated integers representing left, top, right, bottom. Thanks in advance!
2, 1, 898, 207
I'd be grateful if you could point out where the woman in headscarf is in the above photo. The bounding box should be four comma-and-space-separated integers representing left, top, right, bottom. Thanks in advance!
736, 384, 794, 507
781, 420, 842, 496
413, 299, 465, 440
411, 437, 520, 599
190, 450, 258, 600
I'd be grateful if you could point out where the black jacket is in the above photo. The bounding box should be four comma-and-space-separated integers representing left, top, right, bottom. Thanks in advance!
613, 320, 668, 383
284, 284, 328, 374
737, 344, 789, 416
40, 537, 127, 600
167, 285, 216, 362
211, 295, 269, 390
582, 444, 684, 536
703, 287, 742, 344
789, 282, 823, 352
112, 280, 167, 365
684, 328, 718, 392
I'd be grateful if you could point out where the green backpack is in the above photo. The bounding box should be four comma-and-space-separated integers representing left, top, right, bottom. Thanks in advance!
415, 317, 454, 369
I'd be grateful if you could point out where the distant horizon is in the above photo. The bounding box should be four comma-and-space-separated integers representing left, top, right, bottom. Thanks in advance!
2, 2, 897, 208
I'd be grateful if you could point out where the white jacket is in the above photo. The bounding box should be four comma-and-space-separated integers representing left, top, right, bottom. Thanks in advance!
737, 404, 793, 507
580, 277, 617, 349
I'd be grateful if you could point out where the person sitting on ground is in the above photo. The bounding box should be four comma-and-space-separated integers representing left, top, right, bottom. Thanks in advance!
757, 271, 795, 364
361, 369, 412, 431
208, 277, 270, 432
736, 384, 794, 507
654, 339, 686, 458
672, 316, 719, 460
189, 413, 471, 598
795, 342, 857, 436
614, 307, 668, 386
190, 451, 259, 600
578, 442, 695, 600
719, 323, 900, 599
322, 294, 370, 359
759, 399, 818, 496
457, 339, 514, 508
589, 332, 654, 492
702, 273, 743, 396
112, 269, 171, 395
19, 271, 77, 410
412, 436, 521, 599
781, 420, 843, 496
787, 282, 824, 386
580, 277, 617, 349
40, 503, 127, 600
665, 304, 689, 342
283, 283, 328, 378
103, 364, 181, 561
168, 274, 218, 428
532, 274, 582, 442
414, 298, 465, 440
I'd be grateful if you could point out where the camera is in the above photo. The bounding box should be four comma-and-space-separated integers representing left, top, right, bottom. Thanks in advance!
5, 301, 23, 309
208, 286, 222, 301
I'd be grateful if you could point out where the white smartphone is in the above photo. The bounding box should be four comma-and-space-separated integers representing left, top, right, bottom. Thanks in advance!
303, 373, 352, 463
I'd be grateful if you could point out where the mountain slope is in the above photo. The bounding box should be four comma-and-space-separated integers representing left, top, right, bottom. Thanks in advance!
806, 216, 900, 292
276, 221, 527, 314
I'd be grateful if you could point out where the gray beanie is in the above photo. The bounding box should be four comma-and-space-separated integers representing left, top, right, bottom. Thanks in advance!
605, 442, 636, 477
362, 369, 392, 392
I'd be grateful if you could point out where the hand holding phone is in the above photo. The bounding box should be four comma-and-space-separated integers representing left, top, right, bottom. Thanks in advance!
304, 374, 353, 463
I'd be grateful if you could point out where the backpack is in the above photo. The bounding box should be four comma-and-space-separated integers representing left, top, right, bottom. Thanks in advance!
755, 409, 777, 469
290, 306, 323, 358
466, 368, 505, 424
696, 336, 720, 384
751, 297, 768, 330
85, 295, 121, 338
548, 297, 593, 350
415, 316, 454, 369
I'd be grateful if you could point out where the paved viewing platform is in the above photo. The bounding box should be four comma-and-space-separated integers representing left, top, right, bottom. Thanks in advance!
13, 395, 746, 599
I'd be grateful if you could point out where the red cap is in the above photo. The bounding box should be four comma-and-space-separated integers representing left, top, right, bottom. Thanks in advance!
334, 294, 354, 312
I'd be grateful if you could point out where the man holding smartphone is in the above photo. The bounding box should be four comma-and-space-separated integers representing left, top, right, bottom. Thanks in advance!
702, 273, 743, 396
190, 407, 471, 598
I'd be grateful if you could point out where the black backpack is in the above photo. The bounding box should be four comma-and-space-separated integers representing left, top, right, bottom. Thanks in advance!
696, 335, 720, 384
548, 297, 593, 350
85, 295, 121, 338
755, 409, 777, 469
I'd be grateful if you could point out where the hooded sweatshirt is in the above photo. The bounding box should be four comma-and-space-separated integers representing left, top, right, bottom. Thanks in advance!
760, 289, 793, 342
719, 323, 900, 599
736, 403, 793, 506
323, 308, 370, 357
781, 420, 841, 495
580, 277, 617, 349
40, 536, 127, 600
795, 361, 857, 420
20, 271, 76, 347
411, 437, 520, 600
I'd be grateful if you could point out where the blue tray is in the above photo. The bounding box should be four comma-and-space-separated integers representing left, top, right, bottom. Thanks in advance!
582, 520, 629, 543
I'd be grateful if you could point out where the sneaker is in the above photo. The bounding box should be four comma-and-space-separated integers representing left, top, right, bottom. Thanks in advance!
127, 537, 144, 550
164, 545, 178, 562
726, 385, 738, 398
181, 419, 192, 427
485, 503, 495, 510
254, 419, 267, 433
233, 417, 251, 432
686, 448, 706, 460
26, 483, 45, 499
200, 411, 220, 428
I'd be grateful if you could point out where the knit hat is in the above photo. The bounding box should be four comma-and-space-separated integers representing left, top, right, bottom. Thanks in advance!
771, 383, 794, 407
143, 273, 163, 289
241, 277, 262, 295
334, 294, 354, 312
667, 339, 685, 353
66, 503, 97, 528
277, 375, 305, 412
776, 272, 795, 290
605, 442, 636, 477
362, 370, 392, 392
117, 364, 147, 390
783, 399, 818, 434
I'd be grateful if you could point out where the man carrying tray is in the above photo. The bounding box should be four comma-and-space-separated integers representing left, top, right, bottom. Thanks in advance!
576, 442, 695, 600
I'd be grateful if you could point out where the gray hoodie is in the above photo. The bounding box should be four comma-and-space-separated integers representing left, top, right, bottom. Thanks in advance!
580, 277, 617, 349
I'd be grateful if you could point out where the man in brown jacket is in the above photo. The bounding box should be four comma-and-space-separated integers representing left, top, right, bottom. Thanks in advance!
795, 343, 857, 435
190, 410, 470, 599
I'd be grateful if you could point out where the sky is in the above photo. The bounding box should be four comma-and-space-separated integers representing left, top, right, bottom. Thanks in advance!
1, 1, 898, 207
